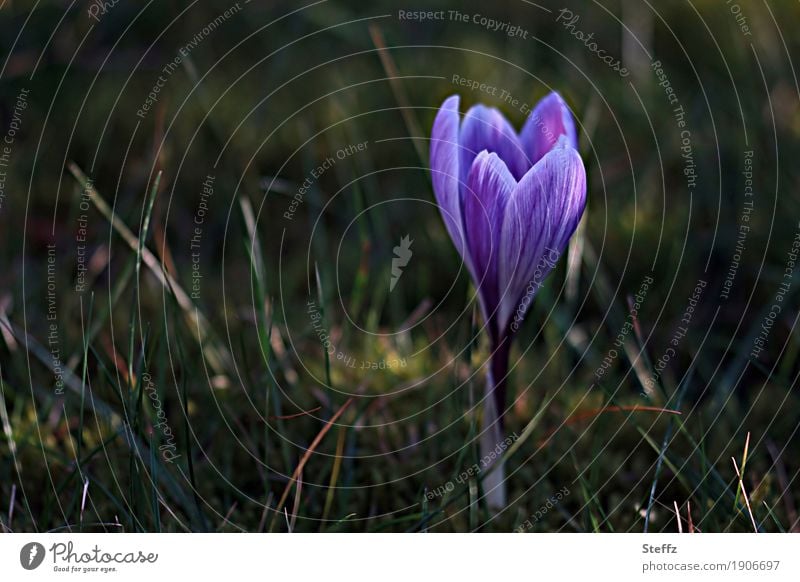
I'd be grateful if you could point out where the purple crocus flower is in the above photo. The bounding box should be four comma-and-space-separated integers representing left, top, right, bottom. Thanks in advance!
429, 91, 586, 508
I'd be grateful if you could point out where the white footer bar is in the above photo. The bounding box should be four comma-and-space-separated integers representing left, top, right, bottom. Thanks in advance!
1, 534, 797, 581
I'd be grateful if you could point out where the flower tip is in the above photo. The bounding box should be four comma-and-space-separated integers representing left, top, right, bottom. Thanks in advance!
440, 94, 460, 111
555, 134, 572, 149
537, 135, 583, 170
463, 102, 500, 120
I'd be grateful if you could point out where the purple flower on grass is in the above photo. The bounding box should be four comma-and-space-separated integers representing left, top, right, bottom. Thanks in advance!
429, 91, 587, 509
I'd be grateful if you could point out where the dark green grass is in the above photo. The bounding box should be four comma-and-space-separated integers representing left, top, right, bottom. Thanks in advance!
1, 0, 799, 532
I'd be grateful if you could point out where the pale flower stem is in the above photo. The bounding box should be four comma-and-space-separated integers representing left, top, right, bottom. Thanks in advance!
481, 341, 510, 513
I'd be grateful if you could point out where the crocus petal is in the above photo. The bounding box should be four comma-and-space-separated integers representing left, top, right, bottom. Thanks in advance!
463, 151, 517, 335
497, 142, 586, 331
519, 92, 578, 167
460, 105, 528, 182
430, 95, 467, 261
539, 139, 587, 256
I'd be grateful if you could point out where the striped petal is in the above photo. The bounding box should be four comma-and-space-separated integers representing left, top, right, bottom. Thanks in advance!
498, 141, 586, 331
430, 95, 467, 261
460, 104, 528, 182
463, 151, 517, 338
520, 92, 578, 167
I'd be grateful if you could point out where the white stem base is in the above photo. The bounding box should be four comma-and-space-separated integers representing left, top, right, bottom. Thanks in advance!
480, 387, 507, 513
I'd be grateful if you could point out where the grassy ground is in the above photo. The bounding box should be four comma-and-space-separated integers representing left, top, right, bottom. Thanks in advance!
1, 0, 799, 532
